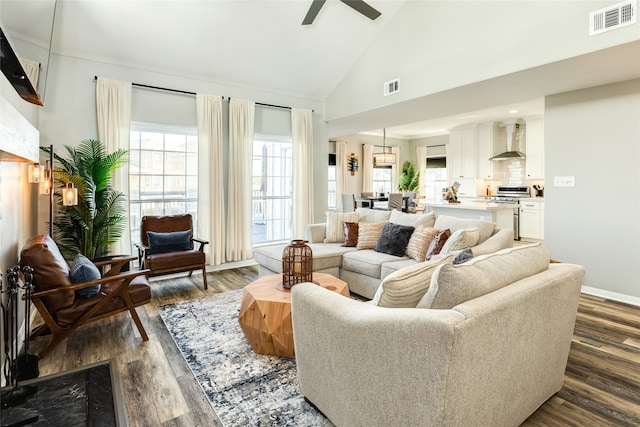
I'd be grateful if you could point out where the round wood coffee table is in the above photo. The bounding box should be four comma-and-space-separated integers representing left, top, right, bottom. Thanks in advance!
238, 273, 349, 358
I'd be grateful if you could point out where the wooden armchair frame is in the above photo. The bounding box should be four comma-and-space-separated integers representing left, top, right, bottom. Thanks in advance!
28, 256, 151, 359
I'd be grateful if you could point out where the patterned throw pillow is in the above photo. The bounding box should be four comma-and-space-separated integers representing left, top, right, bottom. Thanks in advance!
425, 229, 451, 261
70, 254, 101, 298
374, 222, 415, 257
324, 211, 359, 243
342, 222, 359, 247
356, 221, 386, 250
439, 228, 480, 255
405, 225, 440, 262
372, 255, 454, 308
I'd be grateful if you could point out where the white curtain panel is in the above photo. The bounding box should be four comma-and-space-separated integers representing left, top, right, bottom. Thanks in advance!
362, 144, 373, 193
19, 57, 40, 89
336, 140, 348, 211
96, 77, 132, 255
392, 146, 401, 191
291, 108, 314, 238
196, 94, 225, 266
226, 98, 255, 261
416, 146, 427, 195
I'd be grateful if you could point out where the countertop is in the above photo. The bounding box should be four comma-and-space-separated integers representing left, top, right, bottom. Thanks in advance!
418, 200, 519, 211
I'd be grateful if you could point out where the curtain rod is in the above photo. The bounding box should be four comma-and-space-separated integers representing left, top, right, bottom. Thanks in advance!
227, 97, 314, 113
94, 76, 199, 96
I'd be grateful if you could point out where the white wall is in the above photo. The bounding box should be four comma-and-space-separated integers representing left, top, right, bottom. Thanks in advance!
326, 0, 640, 123
38, 54, 329, 242
545, 79, 640, 302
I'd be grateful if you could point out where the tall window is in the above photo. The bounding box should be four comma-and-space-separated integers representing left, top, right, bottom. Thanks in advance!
129, 123, 198, 251
425, 157, 447, 202
252, 137, 292, 244
328, 153, 337, 210
372, 165, 393, 195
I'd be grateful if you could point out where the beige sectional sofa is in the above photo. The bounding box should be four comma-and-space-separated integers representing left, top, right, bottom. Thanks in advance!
253, 208, 514, 299
291, 244, 585, 426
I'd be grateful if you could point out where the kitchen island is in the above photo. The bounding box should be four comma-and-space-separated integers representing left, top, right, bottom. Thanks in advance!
418, 200, 518, 231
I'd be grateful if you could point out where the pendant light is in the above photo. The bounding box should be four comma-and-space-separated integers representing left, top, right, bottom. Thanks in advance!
373, 128, 396, 166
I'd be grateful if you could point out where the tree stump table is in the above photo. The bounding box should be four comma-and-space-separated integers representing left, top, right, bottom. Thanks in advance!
238, 273, 349, 358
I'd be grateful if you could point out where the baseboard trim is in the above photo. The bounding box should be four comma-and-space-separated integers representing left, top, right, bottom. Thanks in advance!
581, 286, 640, 307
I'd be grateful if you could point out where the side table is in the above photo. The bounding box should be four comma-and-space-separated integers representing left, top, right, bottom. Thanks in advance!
238, 273, 349, 358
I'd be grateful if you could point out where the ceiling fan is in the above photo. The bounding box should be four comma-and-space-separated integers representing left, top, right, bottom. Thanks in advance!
302, 0, 381, 25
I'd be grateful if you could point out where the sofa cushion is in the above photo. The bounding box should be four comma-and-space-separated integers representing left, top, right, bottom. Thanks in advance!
357, 221, 386, 250
425, 229, 451, 261
418, 243, 550, 309
356, 208, 392, 223
372, 255, 454, 308
405, 225, 439, 262
253, 243, 356, 273
325, 211, 360, 243
380, 259, 418, 279
342, 222, 359, 247
374, 222, 415, 257
433, 215, 495, 244
70, 254, 101, 298
342, 249, 410, 279
19, 234, 75, 314
147, 230, 192, 254
439, 228, 480, 255
389, 210, 435, 228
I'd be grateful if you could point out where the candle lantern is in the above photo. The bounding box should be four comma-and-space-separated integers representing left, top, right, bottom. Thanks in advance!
281, 239, 313, 289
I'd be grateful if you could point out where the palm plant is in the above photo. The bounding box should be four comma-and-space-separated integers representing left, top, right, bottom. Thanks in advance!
398, 160, 420, 192
41, 139, 128, 260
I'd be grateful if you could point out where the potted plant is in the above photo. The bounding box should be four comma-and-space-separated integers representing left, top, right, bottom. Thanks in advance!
398, 160, 419, 193
41, 139, 128, 260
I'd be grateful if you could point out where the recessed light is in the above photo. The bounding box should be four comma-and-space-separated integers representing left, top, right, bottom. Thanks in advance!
509, 109, 519, 114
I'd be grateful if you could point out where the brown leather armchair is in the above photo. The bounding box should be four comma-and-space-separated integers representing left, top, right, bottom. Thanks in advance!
135, 214, 208, 289
20, 234, 152, 359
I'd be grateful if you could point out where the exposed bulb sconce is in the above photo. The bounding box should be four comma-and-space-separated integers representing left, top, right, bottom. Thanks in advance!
348, 153, 358, 176
63, 182, 78, 206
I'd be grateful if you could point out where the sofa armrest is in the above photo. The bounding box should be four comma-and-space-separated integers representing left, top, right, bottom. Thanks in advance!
291, 283, 464, 426
304, 223, 326, 243
471, 227, 514, 256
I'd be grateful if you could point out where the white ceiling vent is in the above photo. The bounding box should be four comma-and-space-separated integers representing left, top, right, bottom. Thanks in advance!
383, 78, 400, 96
590, 1, 636, 35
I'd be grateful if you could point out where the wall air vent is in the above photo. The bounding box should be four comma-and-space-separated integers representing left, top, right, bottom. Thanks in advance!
383, 78, 400, 96
589, 1, 636, 35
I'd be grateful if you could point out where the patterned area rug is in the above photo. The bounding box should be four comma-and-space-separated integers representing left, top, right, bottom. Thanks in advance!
157, 289, 332, 427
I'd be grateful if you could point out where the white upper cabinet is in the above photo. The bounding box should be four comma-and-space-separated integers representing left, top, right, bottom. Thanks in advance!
476, 123, 498, 179
449, 126, 476, 180
525, 117, 544, 179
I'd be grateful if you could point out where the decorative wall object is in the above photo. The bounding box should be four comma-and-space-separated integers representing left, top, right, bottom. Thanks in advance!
348, 153, 358, 175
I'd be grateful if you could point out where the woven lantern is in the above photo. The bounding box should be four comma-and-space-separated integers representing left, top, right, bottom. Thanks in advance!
281, 239, 313, 289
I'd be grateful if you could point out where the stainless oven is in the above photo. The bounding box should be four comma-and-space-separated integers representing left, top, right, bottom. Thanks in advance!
486, 186, 530, 240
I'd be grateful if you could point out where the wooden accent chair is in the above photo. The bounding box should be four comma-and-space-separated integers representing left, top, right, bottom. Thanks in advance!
136, 214, 208, 289
19, 234, 152, 359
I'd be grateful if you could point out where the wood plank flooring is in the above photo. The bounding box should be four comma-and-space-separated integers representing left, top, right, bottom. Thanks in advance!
31, 267, 640, 426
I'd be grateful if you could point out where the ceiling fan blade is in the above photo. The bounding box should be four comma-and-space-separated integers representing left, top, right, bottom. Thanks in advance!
340, 0, 381, 21
302, 0, 327, 25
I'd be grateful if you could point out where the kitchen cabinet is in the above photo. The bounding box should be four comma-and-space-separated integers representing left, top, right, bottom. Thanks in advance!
449, 126, 475, 180
476, 123, 498, 179
520, 199, 544, 240
525, 117, 544, 179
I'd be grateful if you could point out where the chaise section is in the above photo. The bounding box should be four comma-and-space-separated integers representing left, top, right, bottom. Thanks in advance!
253, 242, 357, 277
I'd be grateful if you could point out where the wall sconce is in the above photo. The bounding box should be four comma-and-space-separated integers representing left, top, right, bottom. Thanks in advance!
63, 182, 78, 206
348, 153, 358, 176
27, 163, 44, 183
280, 239, 313, 290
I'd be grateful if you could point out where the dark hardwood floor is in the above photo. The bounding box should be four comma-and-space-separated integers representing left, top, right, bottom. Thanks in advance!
31, 266, 640, 426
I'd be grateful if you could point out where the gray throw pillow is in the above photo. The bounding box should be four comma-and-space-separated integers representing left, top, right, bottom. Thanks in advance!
70, 254, 101, 298
452, 248, 474, 265
147, 230, 192, 254
375, 222, 415, 257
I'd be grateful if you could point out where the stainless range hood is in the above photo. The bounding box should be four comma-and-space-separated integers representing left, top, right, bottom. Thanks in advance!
490, 121, 525, 160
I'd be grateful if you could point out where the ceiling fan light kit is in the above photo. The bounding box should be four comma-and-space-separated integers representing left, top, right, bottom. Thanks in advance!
302, 0, 381, 25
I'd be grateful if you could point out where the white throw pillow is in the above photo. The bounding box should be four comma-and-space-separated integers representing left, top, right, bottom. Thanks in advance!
433, 215, 495, 244
439, 227, 480, 255
324, 211, 359, 243
356, 207, 392, 223
417, 243, 550, 309
389, 210, 435, 228
372, 255, 454, 308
